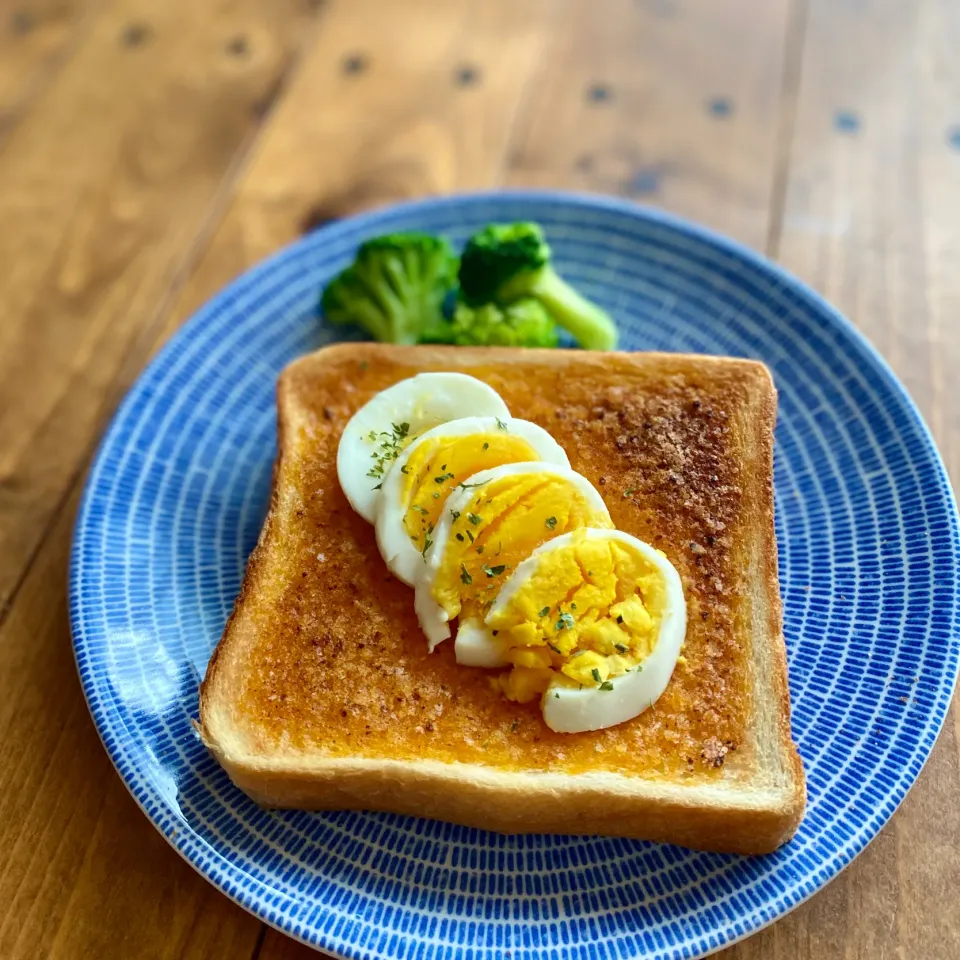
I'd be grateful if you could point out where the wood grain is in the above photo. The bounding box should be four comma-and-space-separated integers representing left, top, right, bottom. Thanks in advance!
0, 0, 320, 611
0, 0, 956, 957
156, 0, 563, 338
258, 929, 318, 960
506, 0, 795, 249
0, 0, 93, 146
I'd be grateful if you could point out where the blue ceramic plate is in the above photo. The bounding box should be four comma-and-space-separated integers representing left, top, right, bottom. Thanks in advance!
70, 192, 960, 959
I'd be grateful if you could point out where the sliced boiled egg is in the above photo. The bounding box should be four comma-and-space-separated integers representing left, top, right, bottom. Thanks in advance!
337, 373, 510, 523
485, 529, 686, 733
414, 462, 613, 659
376, 418, 569, 586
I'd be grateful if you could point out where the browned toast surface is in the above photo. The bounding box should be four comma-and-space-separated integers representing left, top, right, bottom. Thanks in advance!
201, 344, 794, 788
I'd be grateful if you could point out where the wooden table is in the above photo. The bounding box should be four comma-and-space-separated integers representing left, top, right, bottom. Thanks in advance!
1, 0, 957, 956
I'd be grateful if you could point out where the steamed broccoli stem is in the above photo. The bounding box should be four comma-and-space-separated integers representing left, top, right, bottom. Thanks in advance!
502, 267, 618, 350
458, 223, 618, 350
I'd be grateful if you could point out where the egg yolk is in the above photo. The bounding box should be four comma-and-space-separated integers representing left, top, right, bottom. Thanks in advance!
486, 532, 668, 703
431, 472, 613, 628
401, 432, 539, 553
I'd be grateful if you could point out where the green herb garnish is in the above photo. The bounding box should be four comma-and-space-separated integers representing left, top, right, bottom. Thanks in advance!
545, 516, 558, 530
599, 681, 614, 691
467, 512, 483, 525
591, 668, 602, 683
496, 417, 508, 431
450, 509, 460, 521
614, 642, 628, 653
555, 612, 575, 632
434, 472, 454, 484
482, 564, 506, 578
366, 422, 410, 488
456, 533, 465, 542
460, 563, 472, 585
539, 606, 551, 618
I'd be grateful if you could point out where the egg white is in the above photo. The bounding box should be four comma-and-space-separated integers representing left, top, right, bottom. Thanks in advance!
487, 528, 686, 734
414, 462, 609, 656
450, 618, 510, 667
378, 420, 570, 587
337, 373, 510, 523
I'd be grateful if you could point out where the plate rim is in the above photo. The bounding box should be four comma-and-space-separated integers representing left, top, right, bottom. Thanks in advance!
69, 188, 960, 959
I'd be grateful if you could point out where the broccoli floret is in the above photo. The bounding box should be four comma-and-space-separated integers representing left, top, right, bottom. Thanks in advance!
458, 223, 618, 350
321, 233, 458, 344
421, 298, 559, 347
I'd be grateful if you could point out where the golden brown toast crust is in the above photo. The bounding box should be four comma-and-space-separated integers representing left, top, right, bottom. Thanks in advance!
199, 344, 805, 852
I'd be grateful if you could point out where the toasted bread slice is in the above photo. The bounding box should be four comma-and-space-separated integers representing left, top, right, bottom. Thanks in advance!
198, 344, 805, 854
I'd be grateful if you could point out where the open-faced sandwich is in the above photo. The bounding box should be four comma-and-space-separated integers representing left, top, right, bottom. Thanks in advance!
198, 341, 805, 854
